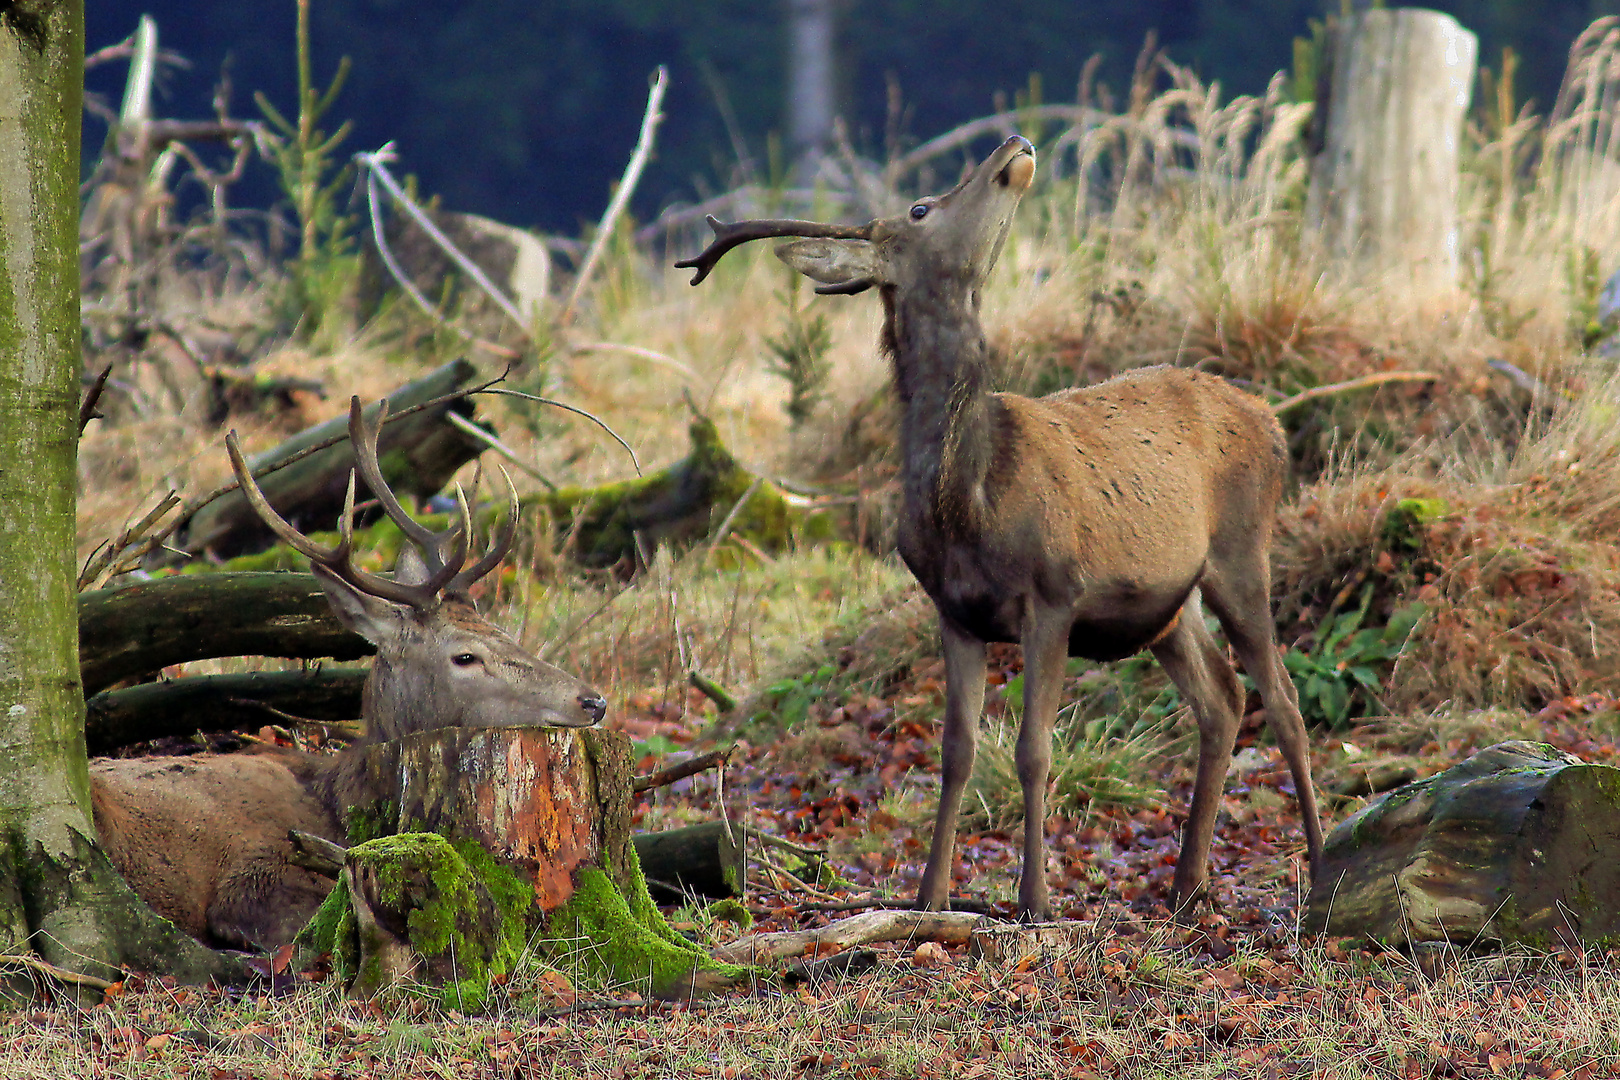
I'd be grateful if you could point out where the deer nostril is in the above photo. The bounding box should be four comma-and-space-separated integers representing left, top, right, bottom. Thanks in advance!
579, 694, 607, 723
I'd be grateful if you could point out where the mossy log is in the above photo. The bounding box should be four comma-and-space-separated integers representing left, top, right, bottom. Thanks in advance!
540, 412, 838, 569
79, 571, 370, 695
1303, 741, 1620, 947
302, 726, 749, 1004
174, 359, 489, 561
85, 669, 366, 755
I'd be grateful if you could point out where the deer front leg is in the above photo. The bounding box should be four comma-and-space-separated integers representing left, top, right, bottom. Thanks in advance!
1015, 601, 1072, 922
917, 615, 986, 911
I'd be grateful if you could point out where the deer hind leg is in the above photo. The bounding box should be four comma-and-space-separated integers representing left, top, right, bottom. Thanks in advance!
1201, 564, 1325, 883
1149, 590, 1244, 918
1012, 600, 1073, 922
917, 614, 987, 911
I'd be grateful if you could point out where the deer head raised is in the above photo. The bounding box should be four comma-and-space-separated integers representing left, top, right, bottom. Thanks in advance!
226, 397, 607, 740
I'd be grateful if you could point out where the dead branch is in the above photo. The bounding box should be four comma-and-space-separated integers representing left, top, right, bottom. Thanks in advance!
632, 746, 733, 793
79, 364, 113, 435
710, 910, 985, 965
560, 67, 668, 326
687, 670, 737, 713
358, 144, 530, 333
1270, 371, 1439, 416
0, 953, 117, 993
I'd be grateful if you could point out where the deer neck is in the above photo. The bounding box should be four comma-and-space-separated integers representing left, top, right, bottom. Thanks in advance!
884, 284, 995, 533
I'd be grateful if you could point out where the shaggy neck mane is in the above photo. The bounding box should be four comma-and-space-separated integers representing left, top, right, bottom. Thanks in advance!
882, 282, 995, 533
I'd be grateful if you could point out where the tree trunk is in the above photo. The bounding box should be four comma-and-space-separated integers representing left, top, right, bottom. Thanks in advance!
0, 0, 240, 987
305, 727, 749, 1003
174, 358, 486, 561
1306, 8, 1477, 293
786, 0, 837, 170
1303, 741, 1620, 947
80, 571, 370, 695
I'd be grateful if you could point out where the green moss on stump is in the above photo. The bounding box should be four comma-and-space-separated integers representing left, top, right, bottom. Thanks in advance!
543, 855, 750, 1000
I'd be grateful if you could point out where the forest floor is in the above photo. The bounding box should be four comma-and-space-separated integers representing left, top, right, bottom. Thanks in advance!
8, 611, 1620, 1079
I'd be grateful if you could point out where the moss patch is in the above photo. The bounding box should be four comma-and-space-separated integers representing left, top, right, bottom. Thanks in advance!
543, 858, 750, 999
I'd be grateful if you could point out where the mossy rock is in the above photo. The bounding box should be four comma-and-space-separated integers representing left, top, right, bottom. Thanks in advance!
1304, 740, 1620, 947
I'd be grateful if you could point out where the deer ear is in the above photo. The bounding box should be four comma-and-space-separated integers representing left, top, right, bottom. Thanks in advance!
311, 563, 410, 645
775, 238, 881, 293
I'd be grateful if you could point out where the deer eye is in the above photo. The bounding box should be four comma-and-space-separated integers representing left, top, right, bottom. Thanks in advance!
910, 203, 929, 220
451, 653, 480, 667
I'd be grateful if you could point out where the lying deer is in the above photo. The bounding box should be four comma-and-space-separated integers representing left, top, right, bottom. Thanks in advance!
678, 136, 1323, 919
90, 397, 607, 949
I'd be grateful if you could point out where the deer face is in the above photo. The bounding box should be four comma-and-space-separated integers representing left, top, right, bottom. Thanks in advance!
227, 396, 609, 743
774, 136, 1036, 295
314, 566, 607, 740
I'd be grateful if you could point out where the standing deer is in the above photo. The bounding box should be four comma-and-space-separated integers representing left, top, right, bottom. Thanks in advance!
678, 136, 1323, 919
90, 397, 607, 949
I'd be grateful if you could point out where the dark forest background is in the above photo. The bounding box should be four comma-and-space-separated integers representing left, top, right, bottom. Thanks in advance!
86, 1, 1620, 232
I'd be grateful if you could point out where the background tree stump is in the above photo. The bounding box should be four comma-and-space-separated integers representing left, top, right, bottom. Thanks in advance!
303, 726, 749, 1004
1303, 740, 1620, 947
1306, 8, 1478, 292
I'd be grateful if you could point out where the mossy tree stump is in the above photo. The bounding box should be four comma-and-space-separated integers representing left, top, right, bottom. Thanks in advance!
302, 726, 749, 1005
1304, 741, 1620, 947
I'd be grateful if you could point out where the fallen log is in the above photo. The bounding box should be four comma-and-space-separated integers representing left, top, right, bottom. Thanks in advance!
85, 669, 366, 755
303, 726, 752, 1003
79, 572, 369, 695
633, 820, 749, 903
1303, 740, 1620, 947
174, 358, 490, 560
539, 412, 833, 570
711, 909, 984, 965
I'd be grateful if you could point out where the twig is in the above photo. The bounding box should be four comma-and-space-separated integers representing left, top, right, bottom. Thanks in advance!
0, 953, 116, 992
357, 144, 530, 332
756, 853, 842, 902
704, 476, 764, 563
444, 410, 558, 492
78, 491, 182, 589
887, 104, 1106, 180
1269, 371, 1439, 416
632, 746, 734, 793
571, 340, 695, 378
477, 387, 641, 476
560, 67, 668, 326
687, 670, 737, 713
79, 364, 113, 435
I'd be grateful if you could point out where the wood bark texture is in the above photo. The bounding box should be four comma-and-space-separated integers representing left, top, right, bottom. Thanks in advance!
85, 668, 366, 754
633, 820, 749, 903
0, 0, 241, 985
1303, 740, 1620, 946
79, 571, 371, 695
337, 726, 634, 911
175, 358, 486, 560
712, 909, 982, 964
1307, 8, 1477, 291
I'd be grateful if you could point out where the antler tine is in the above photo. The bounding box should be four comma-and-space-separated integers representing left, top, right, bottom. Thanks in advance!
226, 429, 353, 565
228, 429, 440, 609
346, 396, 453, 564
674, 215, 873, 286
448, 463, 520, 597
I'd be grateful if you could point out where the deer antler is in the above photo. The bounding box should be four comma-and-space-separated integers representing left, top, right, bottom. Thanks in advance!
225, 397, 478, 611
674, 215, 873, 285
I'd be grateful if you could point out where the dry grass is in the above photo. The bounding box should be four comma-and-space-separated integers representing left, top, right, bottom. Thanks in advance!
8, 930, 1620, 1078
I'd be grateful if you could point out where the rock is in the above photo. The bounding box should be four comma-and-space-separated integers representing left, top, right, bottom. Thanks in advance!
1303, 740, 1620, 947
